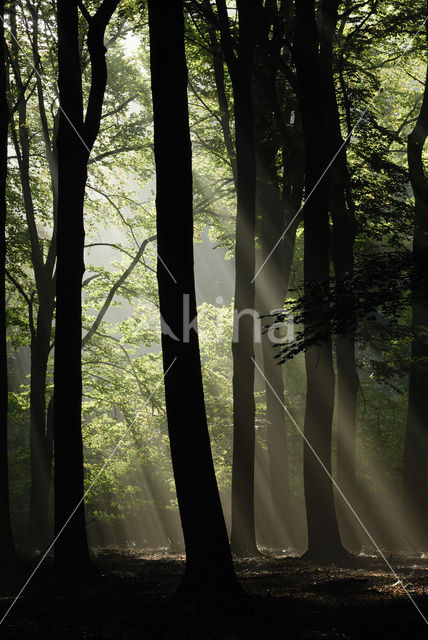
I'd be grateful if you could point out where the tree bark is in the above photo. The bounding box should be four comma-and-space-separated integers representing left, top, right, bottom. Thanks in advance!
8, 5, 56, 549
0, 0, 18, 569
254, 130, 298, 548
252, 16, 304, 546
403, 6, 428, 546
148, 0, 240, 595
319, 0, 360, 552
29, 318, 54, 548
55, 0, 90, 575
215, 0, 259, 558
208, 26, 237, 184
294, 0, 347, 562
54, 0, 119, 576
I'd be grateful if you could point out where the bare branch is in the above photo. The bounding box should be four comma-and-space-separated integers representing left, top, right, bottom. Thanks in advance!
82, 234, 156, 347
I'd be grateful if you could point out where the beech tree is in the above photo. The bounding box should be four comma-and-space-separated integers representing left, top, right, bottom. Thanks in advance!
54, 0, 120, 575
252, 1, 303, 549
403, 1, 428, 545
213, 0, 259, 558
294, 0, 347, 562
0, 0, 17, 569
5, 3, 152, 549
148, 0, 240, 594
319, 0, 360, 551
6, 2, 59, 549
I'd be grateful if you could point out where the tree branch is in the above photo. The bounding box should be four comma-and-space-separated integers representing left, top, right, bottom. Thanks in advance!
81, 234, 156, 347
5, 270, 36, 339
84, 0, 121, 150
87, 145, 140, 164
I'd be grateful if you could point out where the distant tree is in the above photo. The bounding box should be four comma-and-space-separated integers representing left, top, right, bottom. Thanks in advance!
293, 0, 347, 562
252, 1, 303, 549
215, 0, 259, 558
54, 0, 119, 576
148, 0, 240, 594
319, 0, 360, 551
185, 0, 303, 549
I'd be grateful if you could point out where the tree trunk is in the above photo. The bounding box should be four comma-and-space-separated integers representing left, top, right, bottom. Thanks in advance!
255, 152, 297, 548
0, 0, 18, 569
148, 0, 240, 596
8, 6, 57, 550
54, 0, 119, 575
29, 296, 54, 548
403, 8, 428, 546
252, 41, 304, 546
208, 27, 237, 184
251, 14, 305, 548
54, 0, 91, 566
319, 0, 360, 552
294, 0, 347, 562
215, 0, 259, 558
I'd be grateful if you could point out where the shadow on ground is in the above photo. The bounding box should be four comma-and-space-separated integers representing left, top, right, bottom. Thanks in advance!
0, 547, 427, 638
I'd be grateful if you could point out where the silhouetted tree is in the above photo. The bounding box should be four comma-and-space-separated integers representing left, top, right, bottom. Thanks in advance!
215, 0, 259, 558
7, 3, 58, 549
0, 0, 18, 570
148, 0, 240, 594
54, 0, 119, 576
319, 0, 360, 552
294, 0, 347, 562
253, 2, 303, 549
403, 2, 428, 546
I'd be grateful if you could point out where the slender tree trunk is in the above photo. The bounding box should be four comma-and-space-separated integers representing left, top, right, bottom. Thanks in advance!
252, 36, 291, 546
0, 0, 18, 569
215, 0, 259, 558
54, 0, 90, 566
252, 46, 304, 546
208, 27, 237, 184
148, 0, 240, 595
29, 334, 51, 547
319, 0, 360, 551
29, 296, 55, 548
55, 0, 119, 575
7, 6, 58, 549
255, 153, 297, 548
28, 5, 58, 549
403, 8, 428, 546
294, 0, 347, 562
229, 30, 259, 558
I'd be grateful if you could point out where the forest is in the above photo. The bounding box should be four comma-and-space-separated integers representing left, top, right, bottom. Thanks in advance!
1, 0, 428, 637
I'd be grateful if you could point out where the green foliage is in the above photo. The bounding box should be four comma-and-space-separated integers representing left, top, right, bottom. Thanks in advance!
7, 0, 428, 547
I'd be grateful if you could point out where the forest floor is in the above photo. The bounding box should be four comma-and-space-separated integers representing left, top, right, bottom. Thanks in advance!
0, 547, 428, 639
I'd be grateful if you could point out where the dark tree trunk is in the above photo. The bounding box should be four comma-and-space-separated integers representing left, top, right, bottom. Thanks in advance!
28, 3, 58, 550
403, 8, 428, 545
252, 34, 304, 545
208, 27, 237, 184
29, 298, 54, 548
54, 0, 90, 575
319, 0, 360, 552
148, 0, 240, 595
215, 0, 259, 558
255, 145, 298, 548
294, 0, 347, 562
54, 0, 118, 575
0, 0, 18, 569
251, 11, 305, 548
